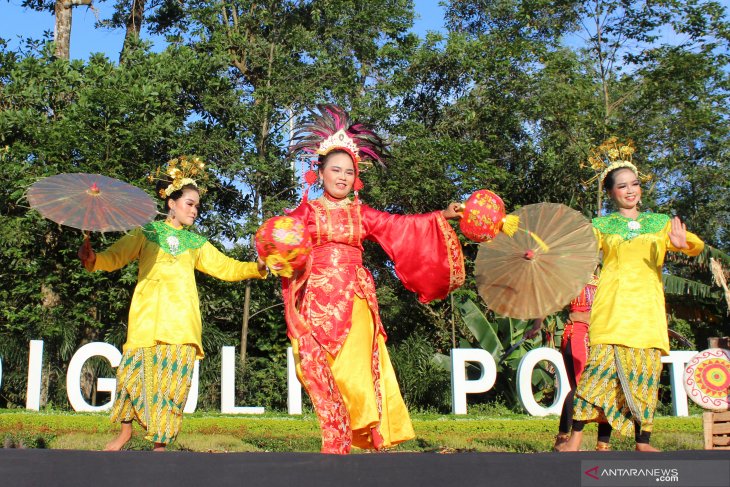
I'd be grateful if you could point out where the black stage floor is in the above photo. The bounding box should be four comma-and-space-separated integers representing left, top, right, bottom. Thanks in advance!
1, 449, 728, 487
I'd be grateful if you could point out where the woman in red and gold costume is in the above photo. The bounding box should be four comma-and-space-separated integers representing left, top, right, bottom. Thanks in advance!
282, 105, 465, 454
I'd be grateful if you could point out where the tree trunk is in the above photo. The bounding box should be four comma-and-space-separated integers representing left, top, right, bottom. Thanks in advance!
54, 0, 73, 59
91, 378, 97, 406
239, 282, 251, 365
54, 0, 93, 59
451, 293, 456, 350
240, 41, 276, 365
121, 0, 146, 61
593, 9, 611, 130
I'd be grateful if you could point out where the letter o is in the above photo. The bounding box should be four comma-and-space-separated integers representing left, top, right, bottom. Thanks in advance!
516, 347, 570, 417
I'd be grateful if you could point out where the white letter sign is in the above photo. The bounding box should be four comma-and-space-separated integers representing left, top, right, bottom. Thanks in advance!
287, 347, 302, 415
26, 340, 44, 411
67, 342, 122, 412
220, 346, 264, 414
451, 348, 497, 414
516, 348, 570, 417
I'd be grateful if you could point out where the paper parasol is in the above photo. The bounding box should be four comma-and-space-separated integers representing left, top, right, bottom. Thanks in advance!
27, 173, 158, 232
474, 203, 598, 319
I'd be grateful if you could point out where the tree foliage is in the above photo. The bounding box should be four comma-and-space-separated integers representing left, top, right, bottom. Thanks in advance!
0, 0, 728, 411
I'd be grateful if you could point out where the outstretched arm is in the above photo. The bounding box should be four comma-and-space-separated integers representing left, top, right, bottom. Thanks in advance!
363, 205, 465, 303
79, 230, 144, 272
196, 242, 268, 281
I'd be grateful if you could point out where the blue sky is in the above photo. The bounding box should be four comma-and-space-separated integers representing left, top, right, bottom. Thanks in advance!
1, 0, 446, 60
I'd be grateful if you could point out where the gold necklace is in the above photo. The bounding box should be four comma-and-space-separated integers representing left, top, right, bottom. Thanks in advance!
319, 196, 351, 209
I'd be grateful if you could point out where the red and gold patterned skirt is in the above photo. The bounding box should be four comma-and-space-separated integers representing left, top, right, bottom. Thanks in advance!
292, 296, 415, 453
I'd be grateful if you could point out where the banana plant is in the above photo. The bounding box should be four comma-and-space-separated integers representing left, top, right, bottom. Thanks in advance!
434, 297, 563, 408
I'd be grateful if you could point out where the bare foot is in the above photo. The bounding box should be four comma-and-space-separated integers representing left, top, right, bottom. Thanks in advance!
595, 441, 611, 451
104, 422, 133, 451
635, 443, 660, 452
555, 431, 583, 452
552, 433, 570, 451
153, 442, 166, 452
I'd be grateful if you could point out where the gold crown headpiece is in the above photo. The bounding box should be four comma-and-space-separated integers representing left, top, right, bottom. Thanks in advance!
316, 129, 362, 162
148, 155, 208, 199
582, 137, 651, 186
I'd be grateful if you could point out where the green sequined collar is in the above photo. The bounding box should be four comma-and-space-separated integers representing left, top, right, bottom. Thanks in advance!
592, 212, 670, 240
141, 220, 207, 256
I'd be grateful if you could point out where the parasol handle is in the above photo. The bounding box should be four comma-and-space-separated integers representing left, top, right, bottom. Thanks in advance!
500, 214, 550, 252
529, 232, 550, 252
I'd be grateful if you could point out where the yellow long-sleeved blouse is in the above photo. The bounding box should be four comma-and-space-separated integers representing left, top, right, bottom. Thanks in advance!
589, 212, 704, 355
93, 220, 267, 358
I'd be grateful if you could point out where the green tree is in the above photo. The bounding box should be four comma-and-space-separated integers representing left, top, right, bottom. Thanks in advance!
0, 42, 256, 407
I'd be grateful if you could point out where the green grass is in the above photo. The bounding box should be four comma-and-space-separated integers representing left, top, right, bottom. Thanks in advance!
0, 409, 704, 452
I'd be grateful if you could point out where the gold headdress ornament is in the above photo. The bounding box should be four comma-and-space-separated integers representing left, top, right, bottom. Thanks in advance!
289, 104, 388, 203
316, 129, 362, 161
148, 155, 208, 199
582, 137, 651, 186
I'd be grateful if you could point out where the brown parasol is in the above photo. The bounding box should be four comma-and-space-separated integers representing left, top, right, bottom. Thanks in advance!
27, 173, 158, 232
474, 203, 598, 319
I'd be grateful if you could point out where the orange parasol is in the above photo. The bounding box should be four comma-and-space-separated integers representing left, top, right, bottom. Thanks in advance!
474, 203, 598, 319
27, 173, 158, 232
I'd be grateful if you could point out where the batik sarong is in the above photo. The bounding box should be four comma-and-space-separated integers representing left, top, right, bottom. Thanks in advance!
110, 343, 196, 444
573, 344, 661, 436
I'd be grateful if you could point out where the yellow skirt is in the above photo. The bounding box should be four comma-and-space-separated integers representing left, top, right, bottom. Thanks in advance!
293, 296, 415, 450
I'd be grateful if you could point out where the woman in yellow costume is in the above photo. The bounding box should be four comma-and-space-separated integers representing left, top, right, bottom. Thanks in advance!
78, 157, 268, 451
559, 152, 704, 452
283, 105, 465, 454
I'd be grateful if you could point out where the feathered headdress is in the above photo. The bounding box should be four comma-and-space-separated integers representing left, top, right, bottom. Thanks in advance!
290, 104, 388, 202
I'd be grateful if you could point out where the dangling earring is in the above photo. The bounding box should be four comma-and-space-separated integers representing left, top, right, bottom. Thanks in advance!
167, 208, 175, 223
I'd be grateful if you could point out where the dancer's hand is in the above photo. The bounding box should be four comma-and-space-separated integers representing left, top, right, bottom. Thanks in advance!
668, 216, 688, 249
259, 257, 285, 274
442, 202, 464, 220
524, 318, 543, 340
78, 236, 96, 272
